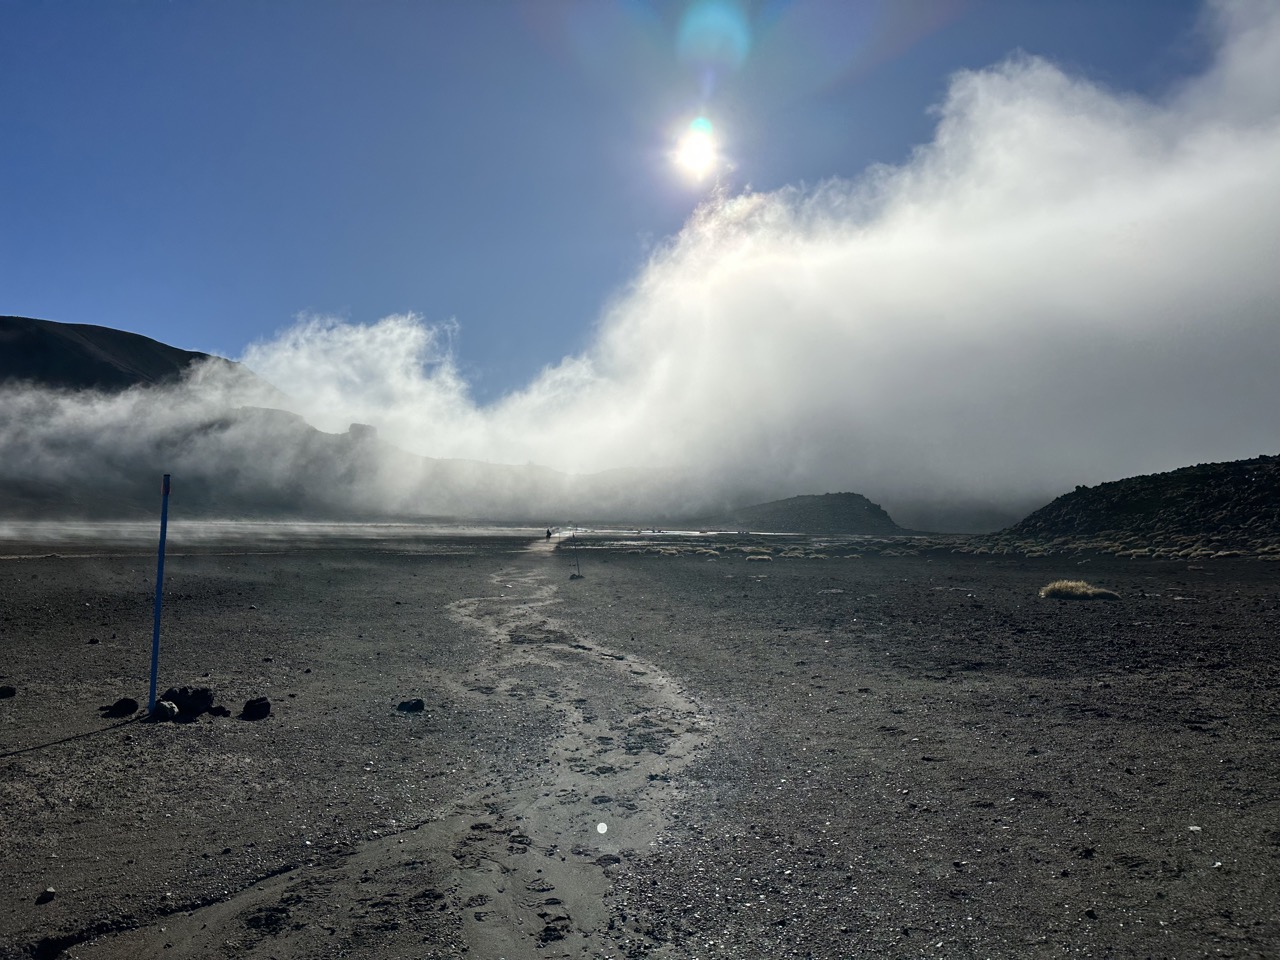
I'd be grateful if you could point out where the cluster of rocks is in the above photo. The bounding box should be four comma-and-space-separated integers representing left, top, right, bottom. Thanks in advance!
147, 685, 230, 722
92, 686, 273, 723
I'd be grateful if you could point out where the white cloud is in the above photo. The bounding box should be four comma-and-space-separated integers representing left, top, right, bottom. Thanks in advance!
239, 0, 1280, 519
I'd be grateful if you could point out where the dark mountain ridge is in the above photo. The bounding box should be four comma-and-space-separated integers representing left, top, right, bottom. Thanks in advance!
718, 492, 904, 536
0, 315, 250, 391
993, 455, 1280, 559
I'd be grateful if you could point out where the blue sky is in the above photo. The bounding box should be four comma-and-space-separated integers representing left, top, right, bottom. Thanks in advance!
2, 0, 1208, 401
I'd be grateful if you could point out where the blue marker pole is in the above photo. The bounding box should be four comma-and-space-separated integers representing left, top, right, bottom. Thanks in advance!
148, 474, 171, 712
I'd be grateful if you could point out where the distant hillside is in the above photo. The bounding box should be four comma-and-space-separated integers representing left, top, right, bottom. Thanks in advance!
720, 492, 904, 535
0, 315, 252, 391
998, 456, 1280, 558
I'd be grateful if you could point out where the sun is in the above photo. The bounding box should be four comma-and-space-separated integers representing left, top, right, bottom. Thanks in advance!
674, 116, 718, 180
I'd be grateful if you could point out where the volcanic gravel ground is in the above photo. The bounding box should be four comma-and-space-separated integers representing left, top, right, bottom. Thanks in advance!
0, 534, 1277, 959
552, 545, 1280, 959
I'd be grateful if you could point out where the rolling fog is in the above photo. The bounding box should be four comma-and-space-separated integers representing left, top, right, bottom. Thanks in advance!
4, 1, 1279, 530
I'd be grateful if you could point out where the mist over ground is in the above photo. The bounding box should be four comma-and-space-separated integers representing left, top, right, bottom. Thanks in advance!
4, 1, 1278, 530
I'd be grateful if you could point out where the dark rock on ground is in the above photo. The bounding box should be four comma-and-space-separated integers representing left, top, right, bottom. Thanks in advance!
397, 698, 426, 713
151, 700, 179, 721
240, 697, 271, 721
159, 686, 216, 719
0, 685, 15, 699
99, 697, 139, 718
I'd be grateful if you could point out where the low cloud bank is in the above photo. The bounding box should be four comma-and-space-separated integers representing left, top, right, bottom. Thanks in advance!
239, 1, 1280, 520
5, 1, 1279, 529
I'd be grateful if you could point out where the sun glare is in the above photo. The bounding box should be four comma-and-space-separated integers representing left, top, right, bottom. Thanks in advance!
674, 117, 718, 180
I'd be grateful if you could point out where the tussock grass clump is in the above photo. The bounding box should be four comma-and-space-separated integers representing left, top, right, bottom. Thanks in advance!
1039, 579, 1120, 601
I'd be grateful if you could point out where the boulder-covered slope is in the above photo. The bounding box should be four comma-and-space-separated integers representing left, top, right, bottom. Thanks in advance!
997, 455, 1280, 558
721, 492, 904, 536
0, 315, 246, 391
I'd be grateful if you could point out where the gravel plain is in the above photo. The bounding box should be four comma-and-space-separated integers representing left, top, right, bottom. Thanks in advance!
1, 530, 1278, 959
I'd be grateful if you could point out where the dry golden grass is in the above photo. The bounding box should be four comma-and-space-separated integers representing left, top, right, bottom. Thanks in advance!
1039, 579, 1120, 601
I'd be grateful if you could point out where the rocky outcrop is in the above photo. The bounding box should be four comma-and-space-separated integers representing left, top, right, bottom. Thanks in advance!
720, 492, 904, 536
987, 455, 1280, 559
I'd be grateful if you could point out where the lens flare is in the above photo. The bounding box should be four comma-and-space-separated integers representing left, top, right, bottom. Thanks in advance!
674, 116, 718, 180
677, 0, 751, 72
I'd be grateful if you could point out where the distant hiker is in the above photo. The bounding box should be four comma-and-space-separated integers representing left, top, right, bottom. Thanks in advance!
546, 528, 552, 540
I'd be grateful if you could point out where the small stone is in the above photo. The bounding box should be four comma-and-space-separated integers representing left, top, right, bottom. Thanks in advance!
152, 700, 179, 721
0, 685, 16, 699
36, 888, 55, 905
397, 698, 426, 713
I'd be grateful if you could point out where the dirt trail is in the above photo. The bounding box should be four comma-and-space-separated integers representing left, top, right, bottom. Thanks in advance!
68, 544, 714, 959
436, 549, 714, 956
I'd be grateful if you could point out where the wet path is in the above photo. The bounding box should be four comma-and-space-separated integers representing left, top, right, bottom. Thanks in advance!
438, 548, 713, 956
